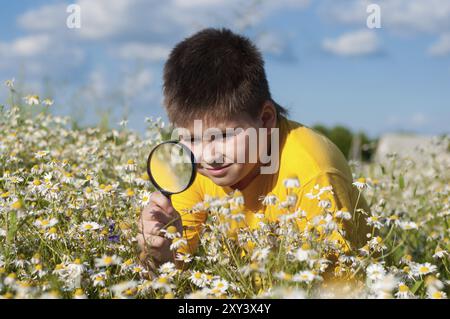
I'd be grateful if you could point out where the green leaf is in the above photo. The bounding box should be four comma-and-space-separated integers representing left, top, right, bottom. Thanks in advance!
399, 174, 405, 190
7, 211, 18, 243
411, 280, 423, 294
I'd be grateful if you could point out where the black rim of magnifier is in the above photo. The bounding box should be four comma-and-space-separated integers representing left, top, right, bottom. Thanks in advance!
146, 140, 197, 196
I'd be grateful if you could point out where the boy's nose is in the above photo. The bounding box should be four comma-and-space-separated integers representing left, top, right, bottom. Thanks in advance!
202, 143, 225, 165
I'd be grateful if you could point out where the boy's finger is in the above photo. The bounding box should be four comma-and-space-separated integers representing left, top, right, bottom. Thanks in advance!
137, 233, 170, 249
141, 205, 171, 224
150, 191, 177, 216
143, 221, 164, 236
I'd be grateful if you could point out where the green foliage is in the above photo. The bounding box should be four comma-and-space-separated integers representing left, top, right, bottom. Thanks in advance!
312, 124, 377, 162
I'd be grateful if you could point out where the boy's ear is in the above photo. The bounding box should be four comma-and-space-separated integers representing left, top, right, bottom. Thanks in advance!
259, 100, 277, 130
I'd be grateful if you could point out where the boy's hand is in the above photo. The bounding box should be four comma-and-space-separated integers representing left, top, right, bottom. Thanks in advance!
136, 191, 183, 268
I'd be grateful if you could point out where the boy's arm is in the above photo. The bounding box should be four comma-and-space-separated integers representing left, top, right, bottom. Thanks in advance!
171, 180, 207, 258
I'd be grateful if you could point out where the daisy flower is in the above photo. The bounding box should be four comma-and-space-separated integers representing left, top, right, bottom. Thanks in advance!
23, 95, 40, 105
261, 193, 278, 206
160, 225, 181, 239
295, 244, 311, 262
211, 279, 229, 294
275, 271, 293, 281
395, 282, 414, 299
189, 271, 208, 288
411, 262, 437, 277
427, 291, 447, 299
139, 191, 152, 207
152, 274, 175, 293
176, 253, 192, 263
125, 159, 137, 171
79, 221, 102, 232
4, 78, 14, 88
73, 289, 87, 299
42, 98, 54, 106
433, 246, 448, 259
283, 176, 300, 188
170, 237, 187, 251
366, 263, 386, 281
94, 255, 122, 268
293, 270, 316, 283
353, 177, 370, 191
34, 218, 58, 229
158, 262, 177, 275
366, 212, 384, 229
398, 221, 418, 230
34, 150, 49, 159
335, 210, 352, 220
91, 272, 107, 287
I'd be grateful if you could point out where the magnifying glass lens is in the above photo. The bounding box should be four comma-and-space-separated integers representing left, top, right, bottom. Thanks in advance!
147, 141, 196, 196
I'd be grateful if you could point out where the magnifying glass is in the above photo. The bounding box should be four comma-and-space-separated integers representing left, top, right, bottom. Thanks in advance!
146, 140, 197, 198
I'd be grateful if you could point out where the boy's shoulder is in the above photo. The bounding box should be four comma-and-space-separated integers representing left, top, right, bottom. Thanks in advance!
279, 116, 353, 184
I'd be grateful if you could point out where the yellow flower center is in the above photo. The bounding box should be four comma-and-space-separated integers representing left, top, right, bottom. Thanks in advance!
194, 272, 202, 279
432, 291, 443, 299
11, 200, 22, 209
283, 274, 292, 281
74, 289, 84, 296
419, 266, 429, 274
166, 226, 177, 234
124, 259, 133, 266
398, 284, 409, 292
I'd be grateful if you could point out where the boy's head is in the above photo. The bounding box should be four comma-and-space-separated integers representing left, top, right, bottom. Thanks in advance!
162, 28, 287, 188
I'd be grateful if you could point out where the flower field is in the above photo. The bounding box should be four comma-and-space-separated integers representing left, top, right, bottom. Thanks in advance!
0, 83, 449, 299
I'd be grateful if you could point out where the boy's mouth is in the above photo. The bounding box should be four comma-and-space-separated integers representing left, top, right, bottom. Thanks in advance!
203, 163, 232, 176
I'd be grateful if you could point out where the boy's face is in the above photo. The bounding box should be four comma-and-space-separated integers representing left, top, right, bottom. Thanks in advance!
178, 113, 268, 188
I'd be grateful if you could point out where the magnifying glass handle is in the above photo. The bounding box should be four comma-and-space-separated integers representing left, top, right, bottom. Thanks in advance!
160, 190, 171, 199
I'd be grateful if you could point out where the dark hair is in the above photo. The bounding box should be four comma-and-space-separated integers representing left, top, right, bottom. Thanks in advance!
163, 28, 288, 126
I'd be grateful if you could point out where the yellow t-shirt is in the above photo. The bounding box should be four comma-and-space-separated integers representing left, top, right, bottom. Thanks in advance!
171, 115, 370, 256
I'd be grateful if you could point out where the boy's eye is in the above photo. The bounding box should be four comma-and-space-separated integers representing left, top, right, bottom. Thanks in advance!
189, 137, 201, 144
184, 132, 234, 144
216, 132, 234, 141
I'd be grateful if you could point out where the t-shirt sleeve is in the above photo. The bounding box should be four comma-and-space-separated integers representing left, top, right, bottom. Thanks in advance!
295, 171, 370, 251
171, 177, 207, 256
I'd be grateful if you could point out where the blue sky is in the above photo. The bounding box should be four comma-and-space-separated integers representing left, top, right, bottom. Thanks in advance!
1, 0, 449, 138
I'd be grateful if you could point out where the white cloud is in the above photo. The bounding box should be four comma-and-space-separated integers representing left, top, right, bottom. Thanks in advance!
322, 0, 450, 35
322, 30, 380, 56
116, 42, 171, 61
0, 34, 51, 57
18, 3, 68, 32
428, 33, 450, 56
17, 0, 310, 42
123, 68, 153, 98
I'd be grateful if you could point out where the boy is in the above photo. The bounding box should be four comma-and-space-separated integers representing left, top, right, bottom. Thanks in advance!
136, 28, 370, 270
